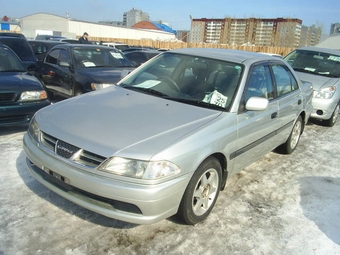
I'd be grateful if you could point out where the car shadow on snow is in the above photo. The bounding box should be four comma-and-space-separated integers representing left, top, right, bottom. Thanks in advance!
15, 150, 138, 229
299, 177, 340, 245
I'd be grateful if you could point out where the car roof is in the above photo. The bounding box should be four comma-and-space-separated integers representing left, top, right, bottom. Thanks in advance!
0, 32, 26, 38
294, 46, 340, 55
28, 39, 67, 44
52, 44, 121, 51
169, 48, 278, 64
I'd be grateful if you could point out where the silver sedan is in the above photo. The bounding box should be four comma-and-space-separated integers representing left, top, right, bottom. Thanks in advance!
23, 48, 313, 225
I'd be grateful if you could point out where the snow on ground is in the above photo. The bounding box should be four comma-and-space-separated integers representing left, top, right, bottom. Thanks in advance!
0, 119, 339, 255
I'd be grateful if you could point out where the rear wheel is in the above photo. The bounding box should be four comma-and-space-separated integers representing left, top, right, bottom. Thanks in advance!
177, 157, 222, 225
277, 116, 303, 154
323, 104, 339, 127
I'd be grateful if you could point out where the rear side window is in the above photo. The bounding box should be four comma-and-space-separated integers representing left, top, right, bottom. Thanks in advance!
272, 65, 298, 97
45, 49, 60, 65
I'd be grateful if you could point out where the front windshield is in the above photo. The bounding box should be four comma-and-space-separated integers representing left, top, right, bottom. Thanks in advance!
118, 52, 243, 111
72, 48, 133, 68
284, 50, 340, 78
0, 47, 25, 72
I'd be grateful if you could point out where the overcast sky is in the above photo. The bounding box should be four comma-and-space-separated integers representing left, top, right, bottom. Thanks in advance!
1, 0, 339, 31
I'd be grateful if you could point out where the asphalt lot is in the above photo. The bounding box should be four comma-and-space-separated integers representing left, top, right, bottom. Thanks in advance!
0, 115, 339, 255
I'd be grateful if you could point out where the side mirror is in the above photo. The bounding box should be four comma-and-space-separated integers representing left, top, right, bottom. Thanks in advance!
245, 97, 269, 111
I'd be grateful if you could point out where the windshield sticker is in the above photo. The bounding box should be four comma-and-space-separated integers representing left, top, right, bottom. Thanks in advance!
83, 61, 96, 67
203, 90, 228, 108
305, 67, 316, 72
134, 80, 161, 88
110, 52, 124, 59
328, 56, 340, 62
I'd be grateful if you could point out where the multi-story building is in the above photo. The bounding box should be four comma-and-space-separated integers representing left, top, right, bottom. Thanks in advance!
299, 25, 322, 47
189, 17, 307, 47
123, 8, 149, 28
330, 23, 340, 35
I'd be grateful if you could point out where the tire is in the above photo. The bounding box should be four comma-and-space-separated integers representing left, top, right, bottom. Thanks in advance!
323, 104, 339, 127
278, 116, 303, 154
177, 157, 222, 225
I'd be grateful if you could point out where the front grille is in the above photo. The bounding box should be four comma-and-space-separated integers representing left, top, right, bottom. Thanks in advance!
40, 131, 106, 168
0, 92, 17, 103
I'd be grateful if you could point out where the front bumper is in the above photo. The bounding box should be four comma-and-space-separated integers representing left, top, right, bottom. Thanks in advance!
0, 100, 50, 127
23, 133, 190, 224
311, 97, 339, 120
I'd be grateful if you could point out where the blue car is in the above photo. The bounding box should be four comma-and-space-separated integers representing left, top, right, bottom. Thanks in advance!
0, 44, 50, 127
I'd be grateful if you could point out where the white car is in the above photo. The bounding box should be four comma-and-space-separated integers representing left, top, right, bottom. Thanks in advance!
285, 46, 340, 126
23, 48, 313, 225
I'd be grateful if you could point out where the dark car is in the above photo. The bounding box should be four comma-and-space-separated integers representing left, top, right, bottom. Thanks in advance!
0, 35, 37, 66
28, 40, 66, 61
35, 44, 135, 98
0, 44, 50, 127
124, 50, 161, 66
35, 34, 66, 41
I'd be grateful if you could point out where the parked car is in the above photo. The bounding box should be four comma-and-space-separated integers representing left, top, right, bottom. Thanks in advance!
35, 44, 135, 98
102, 42, 130, 51
0, 35, 37, 66
35, 34, 67, 41
284, 46, 340, 126
23, 48, 313, 225
28, 40, 66, 61
0, 44, 50, 127
124, 50, 160, 66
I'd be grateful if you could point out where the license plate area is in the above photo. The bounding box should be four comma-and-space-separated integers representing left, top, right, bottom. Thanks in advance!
42, 166, 70, 184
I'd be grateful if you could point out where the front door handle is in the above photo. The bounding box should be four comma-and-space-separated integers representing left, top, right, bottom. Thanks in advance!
271, 112, 278, 119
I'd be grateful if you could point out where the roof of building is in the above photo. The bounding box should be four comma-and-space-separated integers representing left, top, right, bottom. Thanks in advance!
150, 22, 176, 35
316, 34, 340, 50
132, 21, 176, 35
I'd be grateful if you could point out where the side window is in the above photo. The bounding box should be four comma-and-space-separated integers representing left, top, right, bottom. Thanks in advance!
45, 49, 60, 65
272, 65, 299, 97
58, 49, 70, 65
244, 64, 274, 103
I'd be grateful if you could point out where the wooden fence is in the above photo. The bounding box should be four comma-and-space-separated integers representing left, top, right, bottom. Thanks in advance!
90, 37, 296, 56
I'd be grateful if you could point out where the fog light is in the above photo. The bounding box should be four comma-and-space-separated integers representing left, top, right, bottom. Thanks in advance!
316, 110, 323, 115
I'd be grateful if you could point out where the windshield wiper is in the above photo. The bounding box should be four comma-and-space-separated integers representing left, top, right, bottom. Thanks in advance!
125, 86, 170, 98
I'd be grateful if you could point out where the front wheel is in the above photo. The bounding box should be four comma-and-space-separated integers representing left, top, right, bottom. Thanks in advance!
177, 157, 222, 225
323, 104, 339, 127
277, 116, 303, 154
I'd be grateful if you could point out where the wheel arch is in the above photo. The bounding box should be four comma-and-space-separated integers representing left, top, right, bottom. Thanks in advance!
210, 152, 228, 190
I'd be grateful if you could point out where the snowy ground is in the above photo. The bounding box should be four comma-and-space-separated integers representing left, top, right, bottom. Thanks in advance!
0, 118, 340, 255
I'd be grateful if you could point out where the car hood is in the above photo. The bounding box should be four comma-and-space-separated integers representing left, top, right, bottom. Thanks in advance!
36, 86, 222, 159
296, 72, 339, 91
0, 72, 43, 91
77, 67, 135, 83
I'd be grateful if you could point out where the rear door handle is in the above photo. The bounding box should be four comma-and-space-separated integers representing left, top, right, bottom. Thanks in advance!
271, 112, 278, 119
298, 99, 302, 105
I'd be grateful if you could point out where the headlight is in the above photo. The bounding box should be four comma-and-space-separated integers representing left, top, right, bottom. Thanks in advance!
91, 83, 115, 90
314, 86, 336, 99
19, 91, 47, 101
28, 115, 40, 142
98, 157, 181, 179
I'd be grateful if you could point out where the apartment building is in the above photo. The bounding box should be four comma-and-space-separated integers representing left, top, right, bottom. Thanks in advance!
123, 8, 150, 28
190, 17, 306, 47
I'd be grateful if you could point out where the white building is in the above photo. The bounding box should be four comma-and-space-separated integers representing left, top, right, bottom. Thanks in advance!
19, 13, 176, 41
